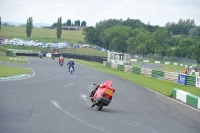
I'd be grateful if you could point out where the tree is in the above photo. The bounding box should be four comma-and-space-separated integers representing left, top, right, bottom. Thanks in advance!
136, 31, 151, 43
103, 25, 131, 52
122, 18, 145, 29
81, 21, 86, 26
52, 22, 56, 28
63, 21, 67, 26
173, 38, 195, 57
95, 19, 122, 32
0, 16, 1, 32
83, 26, 99, 44
189, 26, 200, 38
153, 28, 169, 46
145, 39, 156, 54
63, 19, 72, 26
56, 17, 62, 39
164, 19, 195, 35
74, 20, 80, 26
137, 43, 147, 55
168, 35, 183, 46
126, 37, 139, 55
66, 19, 71, 26
192, 42, 200, 63
26, 17, 33, 37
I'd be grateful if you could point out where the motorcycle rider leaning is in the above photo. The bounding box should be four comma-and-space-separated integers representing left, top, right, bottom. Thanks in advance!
67, 58, 75, 72
59, 55, 64, 63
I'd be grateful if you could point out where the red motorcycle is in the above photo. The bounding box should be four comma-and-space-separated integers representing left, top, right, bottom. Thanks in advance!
59, 60, 64, 67
90, 80, 115, 111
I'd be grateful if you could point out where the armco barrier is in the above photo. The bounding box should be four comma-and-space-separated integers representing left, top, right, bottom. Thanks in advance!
186, 75, 196, 86
16, 53, 107, 63
117, 65, 124, 71
6, 51, 14, 56
132, 67, 141, 74
151, 70, 165, 79
16, 53, 45, 57
173, 88, 200, 109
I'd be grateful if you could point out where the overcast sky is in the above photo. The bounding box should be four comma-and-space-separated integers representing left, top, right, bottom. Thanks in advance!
0, 0, 200, 27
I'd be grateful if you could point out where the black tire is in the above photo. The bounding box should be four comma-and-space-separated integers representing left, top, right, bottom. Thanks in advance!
70, 69, 73, 75
97, 103, 103, 111
91, 102, 95, 107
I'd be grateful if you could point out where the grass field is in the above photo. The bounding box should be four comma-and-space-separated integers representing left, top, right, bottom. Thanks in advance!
0, 56, 28, 64
0, 65, 32, 77
0, 26, 85, 44
61, 47, 107, 57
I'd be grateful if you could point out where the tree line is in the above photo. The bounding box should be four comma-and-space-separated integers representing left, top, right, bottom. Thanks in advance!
51, 19, 86, 29
20, 17, 87, 39
83, 18, 200, 63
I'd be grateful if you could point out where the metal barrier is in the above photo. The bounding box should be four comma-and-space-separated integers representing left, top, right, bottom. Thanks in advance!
6, 51, 14, 56
186, 75, 196, 86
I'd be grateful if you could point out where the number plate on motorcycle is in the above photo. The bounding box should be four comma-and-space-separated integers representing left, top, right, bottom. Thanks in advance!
106, 89, 112, 95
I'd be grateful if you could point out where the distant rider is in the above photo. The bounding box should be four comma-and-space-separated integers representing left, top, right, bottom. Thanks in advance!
67, 58, 75, 72
59, 55, 64, 63
51, 53, 55, 59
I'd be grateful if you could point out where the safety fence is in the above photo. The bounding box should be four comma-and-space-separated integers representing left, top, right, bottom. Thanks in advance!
130, 59, 200, 76
103, 61, 199, 87
138, 54, 197, 65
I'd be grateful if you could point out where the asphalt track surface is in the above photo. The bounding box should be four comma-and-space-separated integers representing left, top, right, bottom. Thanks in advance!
0, 57, 200, 133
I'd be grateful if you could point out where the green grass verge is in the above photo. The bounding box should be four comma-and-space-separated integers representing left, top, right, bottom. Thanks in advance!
76, 59, 200, 97
0, 56, 28, 64
0, 26, 85, 44
0, 65, 32, 77
156, 64, 186, 73
2, 44, 50, 53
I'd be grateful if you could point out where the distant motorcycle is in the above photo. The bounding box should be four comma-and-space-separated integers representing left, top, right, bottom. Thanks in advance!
69, 67, 74, 75
59, 60, 64, 67
38, 53, 43, 59
52, 54, 55, 60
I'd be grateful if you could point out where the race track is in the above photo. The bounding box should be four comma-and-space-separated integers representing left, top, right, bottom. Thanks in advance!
0, 57, 200, 133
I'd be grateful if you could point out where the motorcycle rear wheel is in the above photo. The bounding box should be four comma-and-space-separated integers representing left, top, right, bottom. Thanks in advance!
91, 102, 95, 107
97, 103, 103, 111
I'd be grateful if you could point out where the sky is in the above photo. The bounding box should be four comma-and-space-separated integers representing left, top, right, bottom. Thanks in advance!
0, 0, 200, 27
